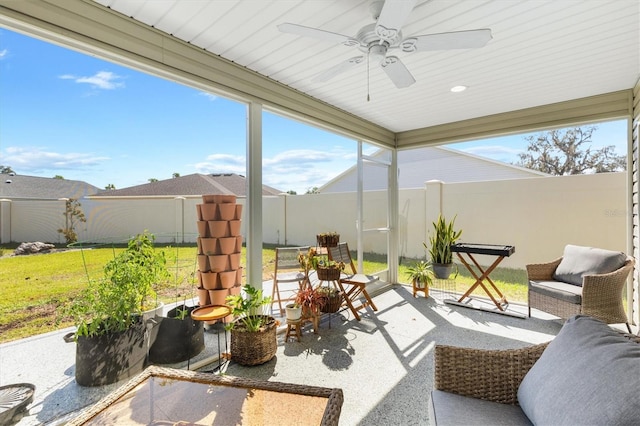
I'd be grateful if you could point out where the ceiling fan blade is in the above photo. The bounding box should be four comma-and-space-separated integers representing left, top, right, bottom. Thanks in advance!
312, 56, 365, 82
403, 29, 492, 52
381, 56, 416, 88
375, 0, 417, 42
278, 23, 358, 46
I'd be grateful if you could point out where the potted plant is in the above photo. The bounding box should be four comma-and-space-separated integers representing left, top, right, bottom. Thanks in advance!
406, 260, 434, 298
62, 231, 171, 386
285, 302, 302, 321
426, 214, 462, 279
294, 285, 326, 333
225, 284, 277, 366
316, 231, 340, 248
298, 247, 345, 281
317, 285, 342, 313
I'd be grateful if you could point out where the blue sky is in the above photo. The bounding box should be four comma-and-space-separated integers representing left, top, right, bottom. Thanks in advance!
0, 29, 628, 194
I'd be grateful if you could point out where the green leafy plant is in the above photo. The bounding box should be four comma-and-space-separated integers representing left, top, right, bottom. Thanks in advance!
225, 284, 273, 332
297, 247, 345, 272
57, 198, 87, 244
426, 214, 462, 264
406, 260, 434, 288
295, 285, 326, 315
63, 231, 170, 338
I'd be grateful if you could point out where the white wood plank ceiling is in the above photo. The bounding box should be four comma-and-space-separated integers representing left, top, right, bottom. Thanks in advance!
92, 0, 639, 134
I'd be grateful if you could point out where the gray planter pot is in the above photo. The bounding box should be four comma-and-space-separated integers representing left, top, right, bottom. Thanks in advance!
433, 263, 454, 279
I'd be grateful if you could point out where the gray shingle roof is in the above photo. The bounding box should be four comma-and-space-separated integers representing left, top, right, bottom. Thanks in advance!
93, 173, 282, 197
0, 174, 101, 199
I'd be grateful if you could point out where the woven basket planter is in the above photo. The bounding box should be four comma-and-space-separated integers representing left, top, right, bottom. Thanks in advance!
230, 315, 277, 366
320, 292, 342, 313
316, 267, 341, 281
316, 233, 340, 248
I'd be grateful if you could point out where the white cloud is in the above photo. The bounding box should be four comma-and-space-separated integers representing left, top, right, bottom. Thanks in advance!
200, 92, 218, 101
0, 49, 8, 60
59, 71, 125, 90
3, 146, 110, 172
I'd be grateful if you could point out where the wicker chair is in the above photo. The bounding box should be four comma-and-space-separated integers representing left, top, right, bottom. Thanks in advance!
526, 255, 634, 332
432, 331, 640, 407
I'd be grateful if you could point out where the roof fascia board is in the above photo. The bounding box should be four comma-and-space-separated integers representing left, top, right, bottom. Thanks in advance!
0, 0, 395, 147
397, 90, 633, 148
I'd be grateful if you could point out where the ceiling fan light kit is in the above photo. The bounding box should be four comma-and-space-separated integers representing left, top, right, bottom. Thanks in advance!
278, 0, 492, 90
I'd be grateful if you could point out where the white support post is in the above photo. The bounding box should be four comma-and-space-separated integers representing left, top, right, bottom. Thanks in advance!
246, 102, 263, 289
388, 148, 399, 283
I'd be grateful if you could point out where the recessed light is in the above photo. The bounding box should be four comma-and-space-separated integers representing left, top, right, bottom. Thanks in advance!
450, 85, 467, 93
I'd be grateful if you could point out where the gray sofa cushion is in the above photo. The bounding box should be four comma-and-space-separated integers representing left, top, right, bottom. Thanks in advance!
528, 280, 582, 304
517, 315, 640, 426
553, 244, 626, 286
429, 390, 532, 426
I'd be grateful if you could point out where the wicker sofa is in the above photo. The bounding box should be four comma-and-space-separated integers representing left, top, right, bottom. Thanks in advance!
526, 244, 634, 332
429, 315, 640, 425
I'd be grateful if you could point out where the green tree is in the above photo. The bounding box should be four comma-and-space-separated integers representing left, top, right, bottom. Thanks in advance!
148, 178, 159, 183
53, 175, 64, 179
104, 183, 116, 190
0, 165, 15, 174
172, 172, 180, 178
514, 126, 626, 175
57, 198, 87, 244
306, 186, 320, 194
286, 190, 297, 195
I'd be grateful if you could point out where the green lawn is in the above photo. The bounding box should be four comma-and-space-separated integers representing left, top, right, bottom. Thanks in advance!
0, 244, 527, 343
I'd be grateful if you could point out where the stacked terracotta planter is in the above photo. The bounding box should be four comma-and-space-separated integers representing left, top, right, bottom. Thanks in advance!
195, 194, 243, 315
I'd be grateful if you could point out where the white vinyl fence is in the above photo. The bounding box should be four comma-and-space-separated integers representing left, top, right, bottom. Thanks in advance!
0, 172, 628, 270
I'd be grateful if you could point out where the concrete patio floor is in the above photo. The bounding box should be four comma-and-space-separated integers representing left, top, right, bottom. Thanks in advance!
1, 283, 606, 425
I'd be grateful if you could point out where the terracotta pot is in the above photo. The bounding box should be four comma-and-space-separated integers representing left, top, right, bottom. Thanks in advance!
235, 267, 243, 285
229, 252, 241, 270
208, 289, 229, 306
218, 237, 236, 254
197, 255, 209, 272
199, 203, 217, 220
218, 271, 236, 289
208, 254, 229, 272
213, 194, 236, 204
196, 204, 204, 221
234, 204, 243, 220
196, 287, 210, 306
200, 238, 218, 255
228, 220, 241, 236
202, 194, 216, 203
218, 203, 236, 220
201, 271, 219, 290
235, 236, 243, 252
208, 220, 228, 238
229, 285, 241, 296
196, 221, 209, 238
196, 237, 202, 254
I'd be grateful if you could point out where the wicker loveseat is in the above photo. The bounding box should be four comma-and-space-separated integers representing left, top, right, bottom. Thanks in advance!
526, 244, 634, 332
429, 315, 640, 425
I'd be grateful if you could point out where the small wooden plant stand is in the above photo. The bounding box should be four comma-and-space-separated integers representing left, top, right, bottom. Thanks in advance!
412, 279, 429, 298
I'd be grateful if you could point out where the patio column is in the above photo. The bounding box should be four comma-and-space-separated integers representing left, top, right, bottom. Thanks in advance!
246, 101, 263, 289
425, 180, 444, 232
0, 199, 11, 243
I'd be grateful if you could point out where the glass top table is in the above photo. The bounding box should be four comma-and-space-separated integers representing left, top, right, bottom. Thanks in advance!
68, 366, 343, 426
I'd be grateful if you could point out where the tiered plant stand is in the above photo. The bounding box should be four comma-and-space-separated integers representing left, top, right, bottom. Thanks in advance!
195, 194, 243, 324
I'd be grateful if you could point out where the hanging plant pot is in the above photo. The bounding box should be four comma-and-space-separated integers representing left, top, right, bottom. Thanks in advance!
228, 220, 241, 236
196, 287, 210, 306
201, 271, 219, 290
433, 263, 454, 279
218, 271, 236, 289
218, 237, 236, 254
320, 292, 342, 313
199, 203, 217, 221
148, 305, 204, 364
196, 221, 209, 237
234, 204, 243, 220
316, 233, 340, 248
317, 267, 341, 281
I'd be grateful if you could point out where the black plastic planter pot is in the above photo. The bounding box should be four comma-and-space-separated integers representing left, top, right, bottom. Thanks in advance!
71, 318, 152, 387
148, 305, 204, 364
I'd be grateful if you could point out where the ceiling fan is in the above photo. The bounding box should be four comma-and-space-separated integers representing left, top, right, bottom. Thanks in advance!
278, 0, 492, 89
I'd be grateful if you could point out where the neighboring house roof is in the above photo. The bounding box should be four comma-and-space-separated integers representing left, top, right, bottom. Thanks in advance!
0, 173, 101, 199
93, 173, 283, 197
320, 146, 549, 193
